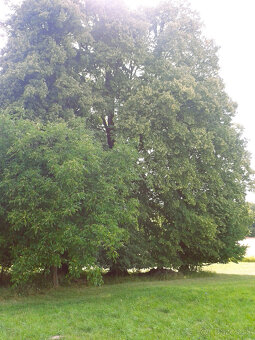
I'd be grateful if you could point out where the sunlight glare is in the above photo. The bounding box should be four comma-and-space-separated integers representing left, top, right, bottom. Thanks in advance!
124, 0, 158, 9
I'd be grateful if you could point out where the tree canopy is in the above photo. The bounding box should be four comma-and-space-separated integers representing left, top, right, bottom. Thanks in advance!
0, 0, 253, 285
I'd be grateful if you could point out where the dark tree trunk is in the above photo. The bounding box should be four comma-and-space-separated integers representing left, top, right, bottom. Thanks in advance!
0, 267, 4, 283
103, 70, 115, 149
51, 266, 59, 288
102, 114, 115, 149
59, 251, 69, 276
179, 264, 190, 273
107, 264, 129, 276
138, 134, 144, 151
59, 262, 69, 276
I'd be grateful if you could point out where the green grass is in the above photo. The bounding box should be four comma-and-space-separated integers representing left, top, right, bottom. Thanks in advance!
1, 266, 255, 339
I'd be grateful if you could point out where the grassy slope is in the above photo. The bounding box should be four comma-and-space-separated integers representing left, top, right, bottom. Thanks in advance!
1, 271, 255, 339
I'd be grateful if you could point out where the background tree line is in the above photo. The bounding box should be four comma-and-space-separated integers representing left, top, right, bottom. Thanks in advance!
0, 0, 253, 286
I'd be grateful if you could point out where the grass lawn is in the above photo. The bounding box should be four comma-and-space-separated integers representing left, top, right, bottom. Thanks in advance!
1, 266, 255, 339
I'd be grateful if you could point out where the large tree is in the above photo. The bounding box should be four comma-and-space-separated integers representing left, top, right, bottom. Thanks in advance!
0, 0, 252, 279
117, 2, 252, 268
0, 114, 138, 286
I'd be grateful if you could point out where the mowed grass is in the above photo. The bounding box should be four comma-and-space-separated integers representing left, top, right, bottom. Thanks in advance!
1, 267, 255, 339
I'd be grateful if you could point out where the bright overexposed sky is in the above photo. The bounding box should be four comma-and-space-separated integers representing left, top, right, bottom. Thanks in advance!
1, 0, 255, 201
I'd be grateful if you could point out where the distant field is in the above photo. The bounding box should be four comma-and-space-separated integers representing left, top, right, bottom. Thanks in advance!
204, 262, 255, 275
1, 268, 255, 340
204, 239, 255, 276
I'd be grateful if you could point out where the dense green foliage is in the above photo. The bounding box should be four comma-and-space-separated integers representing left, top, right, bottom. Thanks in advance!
0, 0, 253, 285
0, 115, 138, 285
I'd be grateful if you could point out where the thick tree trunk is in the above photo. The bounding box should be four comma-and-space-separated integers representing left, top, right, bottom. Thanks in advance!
103, 70, 115, 149
52, 266, 59, 288
102, 114, 115, 149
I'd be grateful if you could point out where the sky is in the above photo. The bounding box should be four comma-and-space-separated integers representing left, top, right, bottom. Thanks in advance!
0, 0, 255, 201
